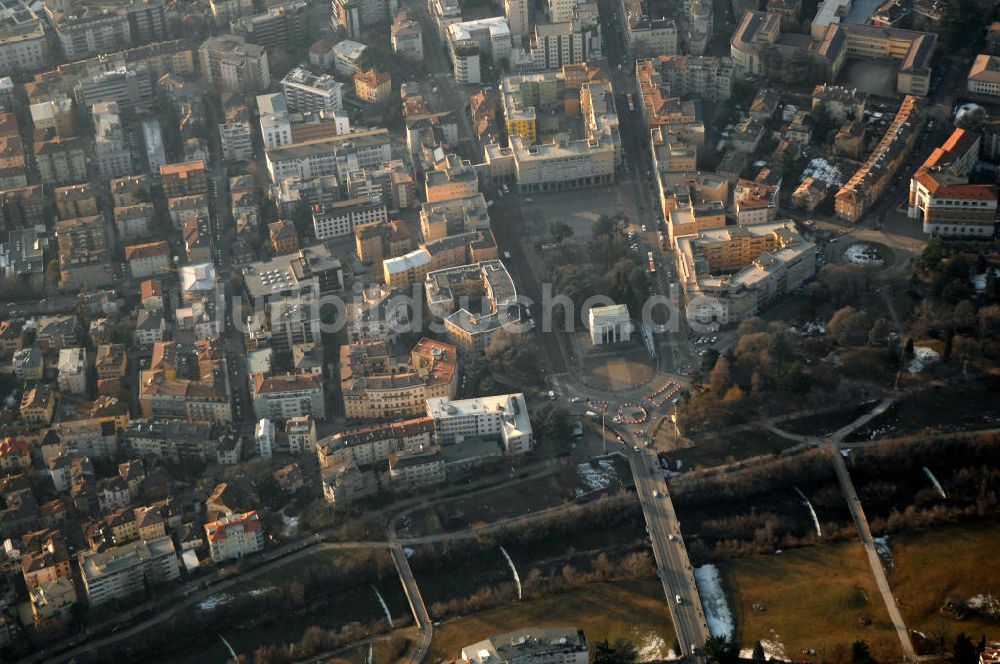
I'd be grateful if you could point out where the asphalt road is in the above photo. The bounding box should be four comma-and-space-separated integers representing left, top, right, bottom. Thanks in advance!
629, 446, 711, 659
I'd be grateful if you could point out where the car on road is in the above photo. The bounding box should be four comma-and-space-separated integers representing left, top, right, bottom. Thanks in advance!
652, 489, 659, 497
675, 594, 683, 605
668, 534, 676, 541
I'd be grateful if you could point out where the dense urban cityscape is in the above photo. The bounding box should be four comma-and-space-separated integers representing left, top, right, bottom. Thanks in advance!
0, 0, 997, 661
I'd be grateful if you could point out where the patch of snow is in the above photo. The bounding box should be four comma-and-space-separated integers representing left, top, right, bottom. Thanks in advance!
801, 158, 843, 187
844, 243, 884, 265
907, 347, 939, 373
740, 638, 791, 662
694, 564, 734, 639
404, 547, 415, 557
281, 513, 300, 537
873, 536, 893, 569
198, 588, 266, 611
634, 630, 669, 661
971, 268, 999, 294
574, 458, 618, 496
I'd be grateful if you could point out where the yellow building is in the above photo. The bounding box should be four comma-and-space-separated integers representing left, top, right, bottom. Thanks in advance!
354, 69, 392, 104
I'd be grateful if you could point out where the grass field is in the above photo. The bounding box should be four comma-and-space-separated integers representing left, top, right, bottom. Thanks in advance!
670, 428, 800, 469
722, 542, 902, 661
425, 580, 677, 663
889, 524, 1000, 643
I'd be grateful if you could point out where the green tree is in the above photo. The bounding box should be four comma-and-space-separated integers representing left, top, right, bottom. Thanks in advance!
941, 0, 983, 50
704, 636, 739, 664
530, 403, 572, 443
851, 640, 877, 664
593, 638, 638, 664
811, 102, 834, 144
546, 219, 574, 243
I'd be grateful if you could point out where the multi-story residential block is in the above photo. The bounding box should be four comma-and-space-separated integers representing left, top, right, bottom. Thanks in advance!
339, 337, 457, 419
384, 228, 497, 289
45, 1, 130, 61
251, 373, 326, 421
967, 54, 1000, 97
12, 346, 42, 381
446, 17, 512, 84
123, 418, 216, 463
35, 136, 88, 184
331, 38, 367, 76
354, 69, 392, 104
418, 195, 491, 243
321, 460, 377, 507
389, 444, 445, 488
160, 160, 207, 198
74, 62, 154, 113
114, 204, 154, 241
345, 287, 413, 344
21, 530, 72, 589
909, 128, 997, 238
204, 511, 264, 562
0, 319, 25, 356
230, 0, 308, 50
125, 240, 171, 279
636, 55, 733, 108
732, 11, 933, 96
54, 183, 99, 221
503, 0, 529, 35
676, 221, 816, 324
167, 194, 210, 230
28, 577, 76, 629
57, 348, 86, 394
93, 102, 132, 180
836, 95, 923, 221
425, 261, 518, 354
733, 178, 778, 225
425, 153, 479, 203
110, 173, 151, 206
461, 628, 589, 664
426, 393, 533, 454
0, 185, 45, 228
354, 219, 411, 265
78, 536, 180, 605
209, 0, 253, 26
269, 220, 300, 255
281, 66, 343, 113
199, 34, 270, 93
0, 0, 51, 75
0, 437, 30, 473
95, 344, 128, 380
219, 119, 253, 162
284, 415, 317, 454
36, 315, 80, 351
318, 416, 434, 467
264, 128, 391, 184
257, 92, 292, 149
620, 0, 678, 56
312, 195, 388, 240
139, 342, 231, 423
55, 215, 114, 291
528, 9, 602, 71
391, 13, 423, 59
241, 243, 344, 308
812, 84, 864, 122
20, 384, 55, 424
183, 215, 213, 262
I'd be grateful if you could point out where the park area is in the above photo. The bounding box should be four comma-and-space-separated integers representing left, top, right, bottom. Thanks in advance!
721, 541, 902, 661
425, 580, 677, 662
888, 524, 1000, 644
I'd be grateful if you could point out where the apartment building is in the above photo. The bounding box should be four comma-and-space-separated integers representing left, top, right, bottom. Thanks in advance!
426, 153, 479, 202
425, 260, 518, 353
160, 160, 207, 198
339, 337, 457, 419
909, 128, 997, 238
285, 416, 317, 454
93, 102, 132, 180
123, 418, 216, 463
836, 95, 923, 221
78, 536, 180, 605
57, 348, 86, 394
636, 55, 733, 104
257, 92, 292, 149
281, 66, 344, 113
55, 215, 114, 291
73, 62, 154, 113
318, 416, 434, 467
620, 0, 678, 55
321, 460, 378, 507
312, 195, 388, 240
199, 34, 270, 93
426, 393, 533, 454
389, 445, 445, 488
21, 530, 72, 589
204, 511, 265, 562
219, 120, 253, 162
251, 373, 326, 421
968, 54, 1000, 97
392, 13, 423, 59
230, 0, 308, 50
45, 1, 130, 61
139, 348, 232, 424
446, 17, 512, 84
384, 228, 497, 290
733, 179, 778, 225
331, 39, 367, 75
95, 344, 128, 380
0, 0, 51, 75
528, 10, 602, 71
812, 83, 864, 122
676, 221, 816, 324
35, 136, 88, 184
354, 69, 392, 104
242, 244, 344, 310
419, 193, 491, 243
264, 129, 391, 184
125, 240, 171, 279
354, 219, 412, 264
